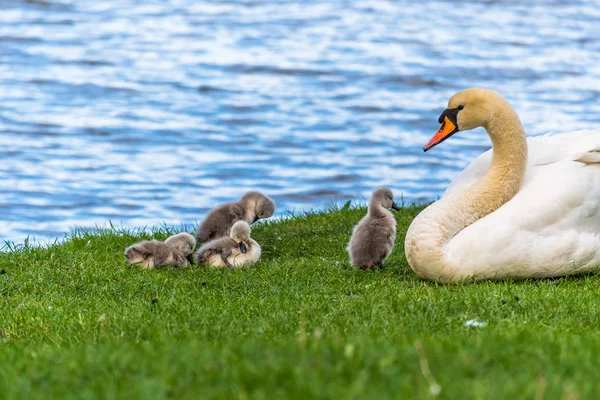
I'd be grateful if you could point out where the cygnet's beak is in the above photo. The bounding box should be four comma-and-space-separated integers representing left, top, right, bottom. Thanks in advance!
424, 108, 460, 152
239, 242, 248, 254
186, 253, 194, 265
252, 215, 259, 224
391, 202, 401, 211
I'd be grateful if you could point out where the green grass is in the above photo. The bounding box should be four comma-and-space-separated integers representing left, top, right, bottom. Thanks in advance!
1, 204, 599, 399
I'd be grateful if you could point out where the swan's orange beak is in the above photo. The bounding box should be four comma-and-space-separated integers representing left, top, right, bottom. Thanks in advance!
424, 116, 459, 152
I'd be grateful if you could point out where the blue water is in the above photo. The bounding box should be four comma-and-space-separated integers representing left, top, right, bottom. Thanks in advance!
1, 0, 600, 243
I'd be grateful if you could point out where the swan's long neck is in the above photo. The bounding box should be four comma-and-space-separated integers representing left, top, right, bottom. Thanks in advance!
405, 105, 527, 282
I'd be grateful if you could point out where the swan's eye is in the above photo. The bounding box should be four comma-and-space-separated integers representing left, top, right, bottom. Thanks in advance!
457, 105, 464, 110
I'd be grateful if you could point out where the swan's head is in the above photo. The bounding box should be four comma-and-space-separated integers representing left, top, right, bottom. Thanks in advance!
424, 88, 507, 151
371, 187, 401, 211
230, 220, 251, 243
241, 191, 276, 222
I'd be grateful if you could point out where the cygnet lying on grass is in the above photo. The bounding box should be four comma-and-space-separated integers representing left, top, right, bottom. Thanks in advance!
124, 232, 196, 270
195, 221, 261, 269
195, 191, 275, 243
347, 187, 400, 270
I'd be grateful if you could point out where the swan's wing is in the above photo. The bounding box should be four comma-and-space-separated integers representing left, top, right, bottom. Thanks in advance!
447, 129, 600, 278
443, 129, 600, 198
527, 129, 600, 165
443, 148, 492, 198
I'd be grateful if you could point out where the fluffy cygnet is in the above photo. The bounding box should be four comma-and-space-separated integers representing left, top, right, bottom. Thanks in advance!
195, 221, 261, 269
347, 187, 400, 270
124, 232, 196, 270
195, 191, 275, 243
164, 232, 197, 257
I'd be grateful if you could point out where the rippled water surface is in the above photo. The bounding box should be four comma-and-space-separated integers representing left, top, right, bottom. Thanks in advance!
1, 0, 600, 242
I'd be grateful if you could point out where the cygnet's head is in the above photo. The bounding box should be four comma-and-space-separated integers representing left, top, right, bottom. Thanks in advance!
371, 187, 400, 211
424, 88, 516, 151
241, 191, 276, 221
230, 221, 251, 243
164, 232, 196, 255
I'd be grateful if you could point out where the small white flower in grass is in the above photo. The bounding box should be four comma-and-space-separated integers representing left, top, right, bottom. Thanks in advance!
465, 319, 487, 328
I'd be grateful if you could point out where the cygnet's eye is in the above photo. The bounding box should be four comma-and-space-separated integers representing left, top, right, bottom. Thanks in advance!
457, 104, 465, 110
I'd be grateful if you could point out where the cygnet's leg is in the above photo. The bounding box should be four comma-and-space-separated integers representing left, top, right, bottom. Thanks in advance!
377, 261, 386, 270
220, 248, 235, 269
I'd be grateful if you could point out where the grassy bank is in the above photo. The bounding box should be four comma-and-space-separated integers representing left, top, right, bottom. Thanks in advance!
1, 204, 599, 399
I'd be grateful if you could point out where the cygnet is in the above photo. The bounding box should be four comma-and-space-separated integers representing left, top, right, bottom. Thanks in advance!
124, 232, 196, 269
347, 187, 400, 269
195, 221, 261, 269
195, 191, 275, 243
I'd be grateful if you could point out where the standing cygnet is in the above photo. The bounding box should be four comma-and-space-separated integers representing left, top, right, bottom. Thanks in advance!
195, 191, 275, 243
124, 232, 196, 270
195, 221, 261, 269
347, 187, 400, 270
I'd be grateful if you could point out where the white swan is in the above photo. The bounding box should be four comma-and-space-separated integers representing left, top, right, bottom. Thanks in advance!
405, 88, 600, 283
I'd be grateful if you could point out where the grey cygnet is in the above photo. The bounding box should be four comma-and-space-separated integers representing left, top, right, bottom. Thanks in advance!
195, 191, 275, 243
124, 232, 196, 270
347, 187, 400, 270
195, 221, 261, 269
